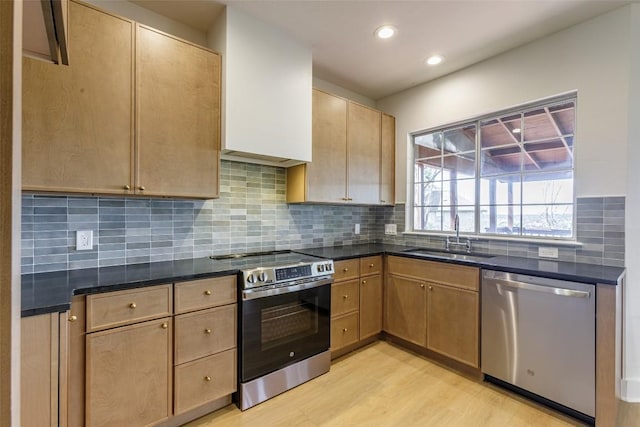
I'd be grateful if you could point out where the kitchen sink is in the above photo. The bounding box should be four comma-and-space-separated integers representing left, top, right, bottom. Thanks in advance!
402, 248, 494, 263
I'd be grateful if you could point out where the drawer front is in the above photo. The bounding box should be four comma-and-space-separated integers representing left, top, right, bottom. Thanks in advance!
174, 348, 236, 415
331, 312, 359, 351
174, 275, 236, 314
334, 259, 359, 282
360, 255, 382, 276
331, 279, 359, 317
174, 304, 236, 365
386, 256, 479, 291
86, 285, 172, 332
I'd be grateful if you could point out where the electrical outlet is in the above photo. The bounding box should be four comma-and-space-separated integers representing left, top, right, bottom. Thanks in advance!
354, 224, 360, 235
385, 224, 397, 235
76, 230, 93, 251
538, 246, 558, 258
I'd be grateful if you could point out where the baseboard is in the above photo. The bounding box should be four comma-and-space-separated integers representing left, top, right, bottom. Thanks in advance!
622, 378, 640, 402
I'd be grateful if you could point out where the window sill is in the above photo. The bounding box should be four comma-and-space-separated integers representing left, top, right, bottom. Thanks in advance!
401, 231, 584, 248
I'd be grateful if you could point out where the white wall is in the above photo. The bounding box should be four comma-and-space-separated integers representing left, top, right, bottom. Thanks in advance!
624, 3, 640, 402
377, 6, 630, 203
85, 0, 207, 46
209, 7, 312, 164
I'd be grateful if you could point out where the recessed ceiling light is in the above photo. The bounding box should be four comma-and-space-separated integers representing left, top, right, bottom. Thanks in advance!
375, 25, 397, 40
512, 128, 522, 134
425, 55, 444, 66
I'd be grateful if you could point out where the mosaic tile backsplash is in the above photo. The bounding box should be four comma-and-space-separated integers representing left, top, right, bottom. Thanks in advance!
21, 160, 625, 273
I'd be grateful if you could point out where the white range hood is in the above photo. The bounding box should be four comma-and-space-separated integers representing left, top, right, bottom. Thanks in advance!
208, 7, 312, 167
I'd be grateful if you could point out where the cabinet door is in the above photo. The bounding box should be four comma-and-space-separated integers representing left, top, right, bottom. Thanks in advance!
60, 296, 86, 427
86, 317, 172, 427
21, 313, 59, 427
136, 25, 220, 199
306, 89, 347, 202
23, 1, 134, 194
380, 113, 395, 205
359, 274, 383, 340
384, 274, 427, 347
427, 283, 479, 368
347, 102, 380, 204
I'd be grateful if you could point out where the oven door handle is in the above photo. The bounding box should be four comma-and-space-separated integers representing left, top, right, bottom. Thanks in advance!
242, 277, 333, 300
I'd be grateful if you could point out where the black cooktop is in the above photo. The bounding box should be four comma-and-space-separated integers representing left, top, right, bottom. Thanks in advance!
210, 250, 327, 270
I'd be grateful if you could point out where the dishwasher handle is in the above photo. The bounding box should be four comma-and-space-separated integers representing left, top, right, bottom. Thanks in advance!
487, 278, 590, 298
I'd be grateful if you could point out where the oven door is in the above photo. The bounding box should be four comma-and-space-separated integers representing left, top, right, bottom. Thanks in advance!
240, 281, 331, 383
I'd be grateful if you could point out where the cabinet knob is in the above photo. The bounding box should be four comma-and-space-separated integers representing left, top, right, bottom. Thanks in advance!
139, 186, 145, 191
343, 268, 349, 272
123, 185, 131, 190
420, 284, 425, 289
204, 376, 212, 382
204, 328, 212, 334
204, 290, 212, 296
129, 302, 137, 309
342, 328, 348, 333
429, 285, 433, 291
342, 295, 348, 299
68, 315, 77, 322
369, 263, 374, 268
362, 280, 367, 284
161, 323, 168, 329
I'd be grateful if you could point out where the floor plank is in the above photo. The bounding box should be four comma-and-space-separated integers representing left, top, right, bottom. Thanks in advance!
184, 341, 604, 426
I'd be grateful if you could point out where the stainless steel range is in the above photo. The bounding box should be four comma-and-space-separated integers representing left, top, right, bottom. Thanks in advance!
223, 250, 334, 410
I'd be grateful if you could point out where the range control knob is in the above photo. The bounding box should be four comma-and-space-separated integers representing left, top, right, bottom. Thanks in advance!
258, 272, 268, 282
246, 273, 256, 284
325, 263, 333, 272
317, 264, 325, 272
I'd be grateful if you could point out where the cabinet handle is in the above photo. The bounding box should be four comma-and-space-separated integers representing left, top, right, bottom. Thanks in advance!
129, 302, 137, 309
123, 185, 131, 190
204, 376, 212, 382
161, 323, 168, 329
341, 197, 349, 201
342, 295, 348, 299
342, 328, 348, 333
139, 186, 145, 191
204, 290, 212, 296
347, 197, 353, 201
362, 280, 367, 284
380, 200, 386, 203
420, 284, 425, 289
68, 315, 78, 322
204, 328, 212, 334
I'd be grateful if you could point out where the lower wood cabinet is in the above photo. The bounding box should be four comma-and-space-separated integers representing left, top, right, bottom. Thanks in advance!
174, 348, 236, 415
85, 317, 172, 427
330, 312, 359, 350
21, 313, 60, 427
384, 274, 427, 347
359, 266, 383, 340
385, 256, 480, 368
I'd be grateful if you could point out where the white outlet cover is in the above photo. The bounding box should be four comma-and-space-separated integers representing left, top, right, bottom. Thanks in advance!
385, 224, 397, 235
538, 246, 558, 258
354, 224, 360, 234
76, 230, 93, 251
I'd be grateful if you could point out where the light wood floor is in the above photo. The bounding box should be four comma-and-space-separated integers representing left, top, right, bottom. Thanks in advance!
184, 340, 637, 427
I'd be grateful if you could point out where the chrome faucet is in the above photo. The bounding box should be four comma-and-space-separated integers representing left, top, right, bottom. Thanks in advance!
454, 213, 460, 243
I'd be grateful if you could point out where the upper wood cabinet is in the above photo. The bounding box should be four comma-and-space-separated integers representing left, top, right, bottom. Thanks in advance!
136, 25, 220, 198
22, 1, 221, 199
286, 89, 395, 205
23, 0, 134, 194
380, 113, 395, 205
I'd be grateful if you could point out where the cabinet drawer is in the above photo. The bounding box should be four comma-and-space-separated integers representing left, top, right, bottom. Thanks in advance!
331, 312, 359, 351
174, 348, 236, 415
86, 285, 172, 332
331, 279, 359, 317
174, 275, 236, 314
360, 255, 382, 276
175, 305, 236, 365
334, 259, 359, 282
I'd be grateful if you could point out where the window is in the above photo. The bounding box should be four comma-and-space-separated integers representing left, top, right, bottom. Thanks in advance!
412, 96, 576, 239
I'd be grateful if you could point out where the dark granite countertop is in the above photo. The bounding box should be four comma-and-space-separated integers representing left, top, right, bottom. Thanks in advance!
22, 243, 625, 317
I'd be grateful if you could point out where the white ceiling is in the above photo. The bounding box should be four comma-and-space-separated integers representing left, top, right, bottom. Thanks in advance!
131, 0, 630, 100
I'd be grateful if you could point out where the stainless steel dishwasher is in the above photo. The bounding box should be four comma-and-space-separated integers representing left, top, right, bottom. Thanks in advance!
481, 270, 595, 420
